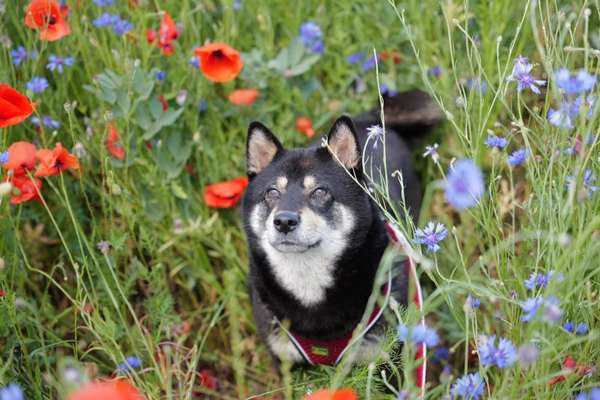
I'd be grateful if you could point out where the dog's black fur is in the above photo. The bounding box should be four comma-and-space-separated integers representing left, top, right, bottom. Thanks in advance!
242, 90, 442, 363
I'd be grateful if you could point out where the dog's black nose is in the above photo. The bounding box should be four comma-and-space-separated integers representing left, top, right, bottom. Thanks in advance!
273, 211, 300, 234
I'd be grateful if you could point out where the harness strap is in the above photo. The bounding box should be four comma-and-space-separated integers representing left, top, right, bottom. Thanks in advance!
274, 266, 393, 366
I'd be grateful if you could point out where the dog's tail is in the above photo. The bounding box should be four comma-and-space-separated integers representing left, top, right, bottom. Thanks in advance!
354, 89, 444, 141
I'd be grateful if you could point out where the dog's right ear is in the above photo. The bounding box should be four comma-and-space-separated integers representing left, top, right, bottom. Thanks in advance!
246, 121, 284, 178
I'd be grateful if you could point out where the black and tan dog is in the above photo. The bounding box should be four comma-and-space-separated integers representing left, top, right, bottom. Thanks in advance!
242, 91, 441, 366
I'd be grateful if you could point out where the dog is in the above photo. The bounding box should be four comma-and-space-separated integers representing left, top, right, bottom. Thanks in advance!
241, 90, 442, 366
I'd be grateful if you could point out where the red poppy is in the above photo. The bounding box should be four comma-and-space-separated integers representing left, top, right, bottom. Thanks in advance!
304, 389, 358, 400
105, 124, 125, 160
24, 0, 71, 42
34, 143, 80, 177
194, 43, 243, 83
203, 176, 248, 208
158, 12, 178, 55
9, 174, 42, 205
67, 379, 145, 400
295, 116, 315, 138
2, 141, 37, 174
380, 50, 401, 64
0, 84, 35, 128
147, 12, 179, 55
228, 89, 258, 106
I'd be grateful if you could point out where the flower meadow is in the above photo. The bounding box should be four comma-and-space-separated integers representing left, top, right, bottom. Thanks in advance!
0, 0, 599, 399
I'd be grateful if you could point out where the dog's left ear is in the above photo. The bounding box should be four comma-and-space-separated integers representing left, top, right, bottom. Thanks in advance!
247, 121, 284, 178
326, 116, 361, 170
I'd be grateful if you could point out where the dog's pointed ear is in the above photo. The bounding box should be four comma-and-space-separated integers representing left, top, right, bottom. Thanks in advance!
247, 121, 284, 177
326, 116, 361, 170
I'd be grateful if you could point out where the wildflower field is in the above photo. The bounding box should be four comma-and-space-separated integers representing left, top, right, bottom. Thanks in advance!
1, 0, 599, 398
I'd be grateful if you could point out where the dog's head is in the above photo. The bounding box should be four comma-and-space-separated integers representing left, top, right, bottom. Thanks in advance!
242, 116, 374, 257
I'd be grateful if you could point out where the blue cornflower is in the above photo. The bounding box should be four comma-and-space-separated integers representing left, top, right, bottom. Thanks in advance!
93, 0, 113, 5
397, 323, 439, 347
478, 335, 517, 368
566, 169, 599, 194
233, 0, 242, 10
465, 78, 487, 94
93, 12, 120, 28
575, 322, 589, 335
189, 56, 201, 68
466, 295, 481, 309
155, 70, 166, 81
10, 46, 35, 66
347, 52, 365, 65
31, 115, 61, 130
444, 159, 485, 209
0, 383, 24, 400
26, 77, 49, 93
310, 41, 325, 54
563, 320, 575, 333
0, 151, 8, 165
117, 355, 142, 371
450, 372, 485, 400
548, 98, 581, 129
11, 46, 28, 65
46, 54, 75, 74
555, 68, 596, 95
524, 270, 560, 290
299, 21, 321, 43
575, 388, 600, 400
414, 222, 448, 253
429, 65, 442, 77
411, 324, 440, 346
431, 347, 450, 364
112, 18, 133, 35
397, 324, 440, 347
484, 134, 509, 149
507, 148, 528, 167
520, 297, 543, 321
299, 21, 324, 54
507, 56, 546, 94
361, 55, 377, 72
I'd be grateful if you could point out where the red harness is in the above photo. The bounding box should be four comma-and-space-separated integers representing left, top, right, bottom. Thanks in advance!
278, 270, 392, 365
275, 222, 427, 395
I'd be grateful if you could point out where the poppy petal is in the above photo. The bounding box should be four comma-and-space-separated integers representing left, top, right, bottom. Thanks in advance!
3, 141, 37, 173
0, 84, 35, 128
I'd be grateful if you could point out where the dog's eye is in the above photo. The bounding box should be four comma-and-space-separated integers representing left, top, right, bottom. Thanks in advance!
265, 188, 281, 202
311, 187, 330, 202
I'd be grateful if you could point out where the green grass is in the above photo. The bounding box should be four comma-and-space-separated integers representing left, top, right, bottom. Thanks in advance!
1, 0, 599, 398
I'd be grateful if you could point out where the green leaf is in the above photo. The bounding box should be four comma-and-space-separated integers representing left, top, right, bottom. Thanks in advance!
171, 182, 188, 199
157, 108, 184, 127
135, 103, 151, 130
286, 53, 320, 76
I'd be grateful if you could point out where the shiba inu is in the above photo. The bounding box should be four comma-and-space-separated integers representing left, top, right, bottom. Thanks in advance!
242, 90, 442, 366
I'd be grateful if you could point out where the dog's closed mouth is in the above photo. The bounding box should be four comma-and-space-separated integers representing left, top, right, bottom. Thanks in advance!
271, 239, 321, 253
